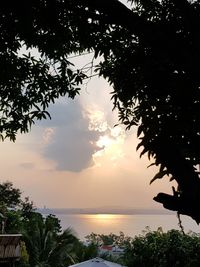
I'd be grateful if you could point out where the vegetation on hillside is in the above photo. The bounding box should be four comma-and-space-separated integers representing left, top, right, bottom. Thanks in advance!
87, 229, 200, 267
123, 228, 200, 267
0, 181, 97, 267
1, 182, 200, 266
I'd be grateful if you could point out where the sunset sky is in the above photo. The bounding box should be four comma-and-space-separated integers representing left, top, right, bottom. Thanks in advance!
0, 0, 176, 210
0, 54, 174, 209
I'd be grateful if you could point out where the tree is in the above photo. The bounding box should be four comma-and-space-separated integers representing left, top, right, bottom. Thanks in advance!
85, 232, 132, 247
1, 0, 200, 222
0, 181, 21, 208
0, 181, 87, 266
0, 181, 22, 233
22, 212, 80, 267
0, 181, 36, 233
123, 228, 200, 267
73, 242, 98, 263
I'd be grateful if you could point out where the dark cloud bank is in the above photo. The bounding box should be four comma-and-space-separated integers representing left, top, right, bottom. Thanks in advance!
39, 99, 103, 172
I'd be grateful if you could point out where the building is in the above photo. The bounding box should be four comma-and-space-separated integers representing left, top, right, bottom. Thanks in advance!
0, 234, 21, 267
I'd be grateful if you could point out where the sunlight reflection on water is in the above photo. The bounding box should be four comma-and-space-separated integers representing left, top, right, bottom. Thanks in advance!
80, 214, 126, 228
56, 213, 200, 240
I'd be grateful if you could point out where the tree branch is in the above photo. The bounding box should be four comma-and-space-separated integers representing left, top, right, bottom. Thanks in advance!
80, 0, 151, 35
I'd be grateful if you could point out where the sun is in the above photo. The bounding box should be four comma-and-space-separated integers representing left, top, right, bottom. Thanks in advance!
93, 127, 125, 166
96, 135, 114, 149
87, 109, 125, 164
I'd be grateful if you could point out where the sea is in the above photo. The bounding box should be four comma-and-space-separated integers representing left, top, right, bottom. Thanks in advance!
52, 213, 200, 240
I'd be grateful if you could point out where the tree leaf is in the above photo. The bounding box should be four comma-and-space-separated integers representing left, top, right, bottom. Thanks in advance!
150, 170, 169, 184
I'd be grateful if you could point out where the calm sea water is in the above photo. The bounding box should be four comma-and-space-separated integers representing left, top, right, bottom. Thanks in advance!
55, 213, 200, 240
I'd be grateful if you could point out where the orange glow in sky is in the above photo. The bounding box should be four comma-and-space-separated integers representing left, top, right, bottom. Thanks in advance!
0, 67, 174, 210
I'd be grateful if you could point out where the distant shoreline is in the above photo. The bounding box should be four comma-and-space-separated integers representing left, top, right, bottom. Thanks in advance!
37, 208, 174, 216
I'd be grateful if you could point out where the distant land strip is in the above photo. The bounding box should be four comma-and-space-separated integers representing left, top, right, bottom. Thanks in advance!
37, 207, 174, 215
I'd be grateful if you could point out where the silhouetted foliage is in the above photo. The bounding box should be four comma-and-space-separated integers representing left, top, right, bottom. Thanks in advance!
0, 181, 21, 208
86, 232, 132, 247
0, 181, 93, 266
86, 229, 200, 267
22, 212, 79, 267
1, 1, 200, 221
0, 181, 36, 234
73, 242, 98, 263
21, 197, 36, 219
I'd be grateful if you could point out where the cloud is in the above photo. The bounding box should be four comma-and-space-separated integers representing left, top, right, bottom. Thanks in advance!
20, 162, 35, 170
27, 81, 126, 173
42, 128, 55, 145
86, 110, 108, 132
39, 99, 104, 172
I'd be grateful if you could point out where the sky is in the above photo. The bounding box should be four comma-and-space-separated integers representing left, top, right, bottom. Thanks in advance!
0, 55, 174, 209
0, 0, 175, 210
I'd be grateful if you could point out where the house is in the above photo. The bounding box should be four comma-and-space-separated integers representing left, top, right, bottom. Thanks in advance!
99, 245, 124, 257
0, 234, 21, 267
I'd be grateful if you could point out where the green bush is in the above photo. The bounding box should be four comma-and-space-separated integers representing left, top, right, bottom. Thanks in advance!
123, 228, 200, 267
